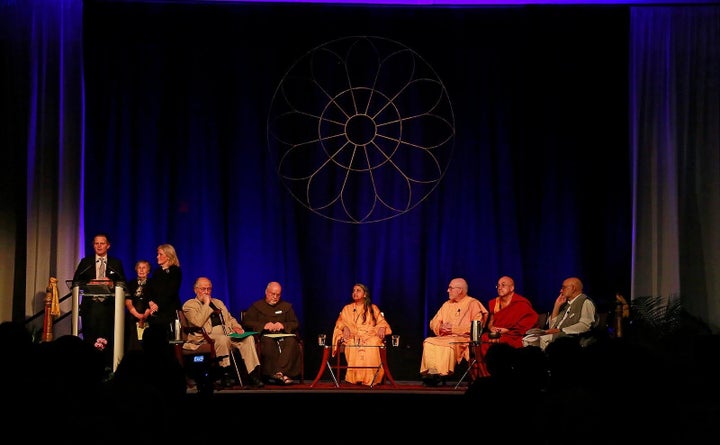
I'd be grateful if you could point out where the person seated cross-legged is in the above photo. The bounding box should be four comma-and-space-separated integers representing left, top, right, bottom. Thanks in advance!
182, 276, 264, 388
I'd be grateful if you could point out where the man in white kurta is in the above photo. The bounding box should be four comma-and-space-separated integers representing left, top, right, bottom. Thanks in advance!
420, 278, 488, 380
522, 276, 597, 351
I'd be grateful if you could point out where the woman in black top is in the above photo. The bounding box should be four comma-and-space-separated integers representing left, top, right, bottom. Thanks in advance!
147, 244, 182, 339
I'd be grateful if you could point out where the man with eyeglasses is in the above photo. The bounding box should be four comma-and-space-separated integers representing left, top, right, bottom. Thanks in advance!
477, 276, 539, 376
522, 276, 597, 350
241, 281, 303, 385
420, 277, 488, 386
182, 277, 264, 387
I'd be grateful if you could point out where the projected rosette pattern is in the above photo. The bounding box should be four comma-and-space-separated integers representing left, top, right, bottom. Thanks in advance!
267, 36, 455, 223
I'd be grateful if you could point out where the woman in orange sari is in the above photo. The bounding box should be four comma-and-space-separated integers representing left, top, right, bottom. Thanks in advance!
331, 283, 392, 386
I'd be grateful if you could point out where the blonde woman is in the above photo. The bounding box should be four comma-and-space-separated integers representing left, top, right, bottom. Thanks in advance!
146, 243, 182, 338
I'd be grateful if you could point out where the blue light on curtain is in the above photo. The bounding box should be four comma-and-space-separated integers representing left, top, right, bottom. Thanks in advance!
80, 2, 631, 365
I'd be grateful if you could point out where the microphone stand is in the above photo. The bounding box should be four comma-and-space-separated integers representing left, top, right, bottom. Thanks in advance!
454, 319, 484, 389
217, 306, 243, 386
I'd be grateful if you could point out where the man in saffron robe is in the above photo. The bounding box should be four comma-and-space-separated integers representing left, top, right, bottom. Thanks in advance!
420, 277, 488, 386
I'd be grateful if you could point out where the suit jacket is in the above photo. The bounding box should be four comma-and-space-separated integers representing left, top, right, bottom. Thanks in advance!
182, 297, 241, 344
73, 255, 127, 284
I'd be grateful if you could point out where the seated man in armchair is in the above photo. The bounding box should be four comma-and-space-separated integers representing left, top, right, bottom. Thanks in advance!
182, 276, 264, 387
241, 281, 303, 385
420, 277, 488, 386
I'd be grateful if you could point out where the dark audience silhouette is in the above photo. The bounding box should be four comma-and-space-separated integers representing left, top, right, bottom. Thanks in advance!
1, 319, 718, 444
105, 323, 187, 443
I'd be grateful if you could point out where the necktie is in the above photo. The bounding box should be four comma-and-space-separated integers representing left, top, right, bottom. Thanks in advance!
98, 259, 106, 279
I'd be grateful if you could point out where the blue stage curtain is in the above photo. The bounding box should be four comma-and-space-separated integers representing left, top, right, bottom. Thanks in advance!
79, 2, 631, 351
6, 0, 719, 373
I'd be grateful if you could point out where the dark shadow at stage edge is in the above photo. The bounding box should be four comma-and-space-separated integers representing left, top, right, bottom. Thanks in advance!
190, 379, 467, 394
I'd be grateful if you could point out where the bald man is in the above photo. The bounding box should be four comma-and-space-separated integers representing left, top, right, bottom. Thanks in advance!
420, 277, 489, 386
242, 281, 303, 385
522, 277, 597, 350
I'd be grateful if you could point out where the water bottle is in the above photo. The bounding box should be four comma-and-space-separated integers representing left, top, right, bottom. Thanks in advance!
470, 320, 481, 343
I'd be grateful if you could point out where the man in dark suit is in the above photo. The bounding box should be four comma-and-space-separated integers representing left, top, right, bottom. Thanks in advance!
73, 233, 127, 366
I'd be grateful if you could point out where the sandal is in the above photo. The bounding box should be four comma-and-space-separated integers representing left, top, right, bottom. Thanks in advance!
273, 372, 287, 385
282, 375, 294, 385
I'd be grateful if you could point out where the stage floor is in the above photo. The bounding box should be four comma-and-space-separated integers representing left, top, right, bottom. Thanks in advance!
187, 379, 470, 395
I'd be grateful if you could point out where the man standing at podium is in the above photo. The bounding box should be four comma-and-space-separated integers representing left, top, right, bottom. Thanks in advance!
73, 233, 126, 366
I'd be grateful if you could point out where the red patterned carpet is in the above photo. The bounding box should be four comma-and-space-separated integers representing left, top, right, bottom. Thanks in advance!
190, 379, 469, 394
